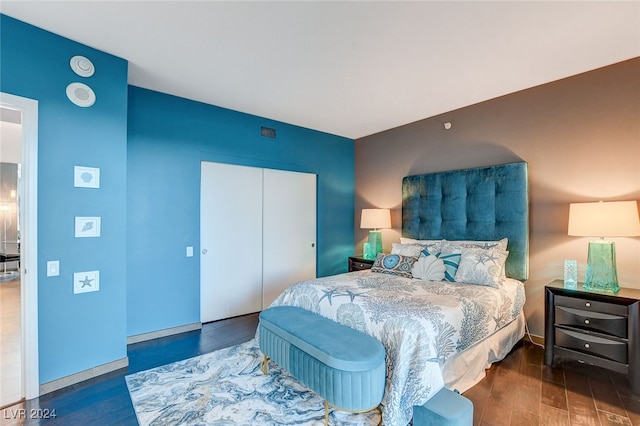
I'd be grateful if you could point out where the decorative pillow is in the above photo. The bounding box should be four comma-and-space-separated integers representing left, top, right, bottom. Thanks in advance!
391, 243, 424, 257
420, 249, 461, 282
455, 247, 509, 288
411, 254, 446, 281
371, 253, 417, 278
440, 238, 509, 278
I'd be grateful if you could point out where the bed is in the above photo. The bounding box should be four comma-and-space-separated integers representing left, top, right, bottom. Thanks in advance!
268, 162, 529, 426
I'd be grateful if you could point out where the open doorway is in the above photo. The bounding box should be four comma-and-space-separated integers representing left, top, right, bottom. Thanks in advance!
0, 107, 23, 407
0, 93, 39, 406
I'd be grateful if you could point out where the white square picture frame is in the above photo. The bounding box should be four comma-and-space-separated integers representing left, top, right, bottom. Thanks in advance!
74, 166, 100, 188
73, 270, 100, 294
75, 216, 101, 238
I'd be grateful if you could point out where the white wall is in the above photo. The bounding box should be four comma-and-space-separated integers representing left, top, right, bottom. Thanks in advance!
0, 121, 21, 164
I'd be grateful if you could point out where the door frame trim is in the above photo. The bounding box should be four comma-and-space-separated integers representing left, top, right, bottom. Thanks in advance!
1, 92, 39, 399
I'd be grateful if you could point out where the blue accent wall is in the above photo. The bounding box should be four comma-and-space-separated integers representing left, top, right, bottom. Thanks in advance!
1, 15, 129, 383
1, 13, 354, 384
127, 87, 354, 336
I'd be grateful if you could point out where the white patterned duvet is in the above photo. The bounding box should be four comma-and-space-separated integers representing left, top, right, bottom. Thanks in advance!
269, 270, 526, 426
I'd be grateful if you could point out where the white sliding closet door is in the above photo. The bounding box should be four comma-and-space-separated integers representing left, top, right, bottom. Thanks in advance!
262, 169, 317, 307
200, 162, 263, 322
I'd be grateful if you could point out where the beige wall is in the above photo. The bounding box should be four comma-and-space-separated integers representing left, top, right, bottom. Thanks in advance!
355, 57, 640, 339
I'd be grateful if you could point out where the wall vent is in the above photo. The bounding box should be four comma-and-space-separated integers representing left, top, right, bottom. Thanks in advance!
260, 126, 277, 139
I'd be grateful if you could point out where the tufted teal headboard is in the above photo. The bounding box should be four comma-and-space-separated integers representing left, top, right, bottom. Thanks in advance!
402, 162, 529, 281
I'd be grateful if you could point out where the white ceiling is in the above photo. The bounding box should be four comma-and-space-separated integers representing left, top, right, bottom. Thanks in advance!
1, 1, 639, 139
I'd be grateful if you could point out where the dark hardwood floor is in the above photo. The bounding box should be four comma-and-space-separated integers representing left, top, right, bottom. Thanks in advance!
466, 340, 640, 426
0, 313, 260, 426
1, 314, 638, 425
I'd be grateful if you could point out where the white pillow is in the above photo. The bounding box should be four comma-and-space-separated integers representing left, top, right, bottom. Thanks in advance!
391, 243, 423, 257
440, 238, 508, 252
400, 238, 443, 252
455, 247, 509, 288
411, 254, 446, 281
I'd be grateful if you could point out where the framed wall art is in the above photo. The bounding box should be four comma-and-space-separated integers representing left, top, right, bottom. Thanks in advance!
75, 216, 101, 238
73, 270, 100, 294
74, 166, 100, 188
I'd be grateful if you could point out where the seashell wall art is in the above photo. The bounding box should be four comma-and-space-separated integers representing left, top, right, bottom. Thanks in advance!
74, 165, 100, 188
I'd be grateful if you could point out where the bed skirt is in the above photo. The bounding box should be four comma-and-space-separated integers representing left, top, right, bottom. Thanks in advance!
443, 312, 526, 393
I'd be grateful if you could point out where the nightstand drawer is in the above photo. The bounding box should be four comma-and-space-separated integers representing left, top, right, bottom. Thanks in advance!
555, 295, 628, 316
555, 305, 627, 338
348, 257, 374, 272
555, 328, 627, 364
351, 260, 373, 271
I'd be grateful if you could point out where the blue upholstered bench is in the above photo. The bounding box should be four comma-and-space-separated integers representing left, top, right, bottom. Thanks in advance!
258, 306, 386, 425
413, 387, 474, 426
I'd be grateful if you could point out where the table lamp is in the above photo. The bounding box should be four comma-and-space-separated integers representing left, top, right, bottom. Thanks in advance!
360, 209, 391, 260
568, 200, 640, 293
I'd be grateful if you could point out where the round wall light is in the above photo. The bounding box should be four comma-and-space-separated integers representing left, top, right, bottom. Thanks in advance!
70, 55, 95, 77
66, 82, 96, 107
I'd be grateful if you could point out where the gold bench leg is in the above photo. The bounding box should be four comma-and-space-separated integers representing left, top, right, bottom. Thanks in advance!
261, 355, 270, 374
323, 402, 382, 426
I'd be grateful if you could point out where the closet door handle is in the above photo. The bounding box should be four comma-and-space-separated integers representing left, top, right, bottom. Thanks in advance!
202, 249, 208, 255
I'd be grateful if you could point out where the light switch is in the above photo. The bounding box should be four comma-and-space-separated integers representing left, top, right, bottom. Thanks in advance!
186, 246, 194, 257
47, 260, 60, 277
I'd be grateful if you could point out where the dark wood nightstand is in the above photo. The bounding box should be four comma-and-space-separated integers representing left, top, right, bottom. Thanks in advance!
348, 256, 374, 272
544, 279, 640, 393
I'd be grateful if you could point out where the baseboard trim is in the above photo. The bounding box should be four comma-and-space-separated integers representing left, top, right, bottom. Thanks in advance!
523, 333, 545, 347
127, 322, 202, 345
40, 357, 129, 396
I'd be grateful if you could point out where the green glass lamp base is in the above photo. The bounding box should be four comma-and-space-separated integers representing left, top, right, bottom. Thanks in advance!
583, 240, 619, 294
366, 230, 383, 260
362, 242, 373, 260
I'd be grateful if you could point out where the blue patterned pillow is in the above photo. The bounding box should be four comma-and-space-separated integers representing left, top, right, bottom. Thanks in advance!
421, 249, 461, 282
371, 253, 417, 278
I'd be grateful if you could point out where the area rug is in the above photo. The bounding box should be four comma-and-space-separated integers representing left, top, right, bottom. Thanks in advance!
125, 339, 381, 425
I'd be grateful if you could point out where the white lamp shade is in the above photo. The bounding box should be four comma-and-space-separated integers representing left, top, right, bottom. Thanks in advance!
568, 201, 640, 237
360, 208, 391, 229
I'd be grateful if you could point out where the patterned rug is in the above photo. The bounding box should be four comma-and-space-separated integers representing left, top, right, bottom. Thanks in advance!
125, 339, 381, 425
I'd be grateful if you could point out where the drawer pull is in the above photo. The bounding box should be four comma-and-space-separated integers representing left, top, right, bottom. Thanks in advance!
584, 319, 590, 325
584, 343, 590, 349
585, 302, 591, 308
